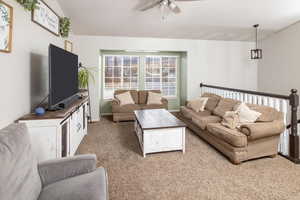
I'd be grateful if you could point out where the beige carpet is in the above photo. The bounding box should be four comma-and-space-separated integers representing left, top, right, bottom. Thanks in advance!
78, 116, 300, 200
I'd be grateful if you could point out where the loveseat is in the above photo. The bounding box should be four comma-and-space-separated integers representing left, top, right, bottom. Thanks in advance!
111, 90, 168, 122
180, 93, 285, 164
0, 123, 108, 200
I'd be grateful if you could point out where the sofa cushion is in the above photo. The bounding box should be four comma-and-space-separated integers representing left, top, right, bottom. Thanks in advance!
115, 91, 135, 106
192, 115, 222, 130
115, 90, 139, 104
147, 91, 163, 105
202, 93, 222, 112
213, 98, 240, 117
187, 97, 208, 112
207, 123, 247, 147
38, 168, 108, 200
180, 106, 211, 120
139, 90, 161, 104
112, 104, 141, 113
247, 104, 282, 122
0, 123, 42, 200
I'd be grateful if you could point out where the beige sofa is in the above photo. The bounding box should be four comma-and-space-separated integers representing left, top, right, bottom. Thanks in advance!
111, 90, 168, 122
180, 93, 285, 164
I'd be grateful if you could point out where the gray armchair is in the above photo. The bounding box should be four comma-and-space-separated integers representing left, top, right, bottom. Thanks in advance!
0, 123, 108, 200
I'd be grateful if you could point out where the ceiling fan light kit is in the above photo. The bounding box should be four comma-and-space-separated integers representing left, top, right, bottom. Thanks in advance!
140, 0, 203, 19
251, 24, 263, 59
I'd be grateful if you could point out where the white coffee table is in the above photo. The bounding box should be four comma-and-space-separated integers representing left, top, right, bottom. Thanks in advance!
134, 109, 186, 157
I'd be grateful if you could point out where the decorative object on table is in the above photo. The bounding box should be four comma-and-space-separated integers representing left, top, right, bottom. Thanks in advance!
251, 24, 262, 59
64, 40, 73, 52
15, 0, 38, 11
60, 17, 70, 37
0, 1, 13, 53
32, 0, 60, 36
78, 63, 95, 123
35, 107, 45, 116
78, 63, 95, 90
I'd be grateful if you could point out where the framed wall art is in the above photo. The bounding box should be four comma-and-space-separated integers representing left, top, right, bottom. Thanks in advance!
64, 40, 73, 52
0, 1, 13, 53
32, 0, 59, 36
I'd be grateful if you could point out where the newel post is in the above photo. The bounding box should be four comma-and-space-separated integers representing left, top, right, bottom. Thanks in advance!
289, 89, 300, 162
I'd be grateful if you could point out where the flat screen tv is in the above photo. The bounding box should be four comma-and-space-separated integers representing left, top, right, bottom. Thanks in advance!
49, 44, 78, 110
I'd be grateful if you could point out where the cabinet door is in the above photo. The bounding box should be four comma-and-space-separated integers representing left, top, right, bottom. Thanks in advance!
29, 126, 58, 162
69, 107, 85, 156
69, 112, 78, 156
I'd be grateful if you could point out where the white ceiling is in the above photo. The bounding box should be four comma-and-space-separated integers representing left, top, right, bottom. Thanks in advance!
57, 0, 300, 41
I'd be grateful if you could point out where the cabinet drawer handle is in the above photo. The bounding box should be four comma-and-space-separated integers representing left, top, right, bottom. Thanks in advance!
77, 123, 81, 132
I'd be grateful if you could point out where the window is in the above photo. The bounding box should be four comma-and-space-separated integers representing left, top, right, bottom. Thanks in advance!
103, 55, 139, 99
145, 56, 177, 97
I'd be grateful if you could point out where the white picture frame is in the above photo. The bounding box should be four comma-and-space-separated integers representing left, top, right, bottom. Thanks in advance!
0, 1, 13, 53
32, 0, 60, 36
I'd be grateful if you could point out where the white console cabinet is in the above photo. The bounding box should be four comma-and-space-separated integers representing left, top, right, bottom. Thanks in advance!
19, 97, 89, 162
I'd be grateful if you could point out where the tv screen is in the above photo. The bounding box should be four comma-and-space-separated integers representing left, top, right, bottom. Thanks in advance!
49, 44, 78, 109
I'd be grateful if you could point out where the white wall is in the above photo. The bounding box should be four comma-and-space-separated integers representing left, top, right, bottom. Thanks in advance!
258, 22, 300, 95
0, 0, 67, 128
72, 36, 257, 120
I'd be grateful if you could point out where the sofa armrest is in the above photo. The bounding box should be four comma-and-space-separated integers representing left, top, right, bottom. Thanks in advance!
38, 154, 97, 187
240, 120, 285, 140
161, 97, 168, 109
185, 100, 189, 106
111, 99, 120, 106
111, 99, 120, 113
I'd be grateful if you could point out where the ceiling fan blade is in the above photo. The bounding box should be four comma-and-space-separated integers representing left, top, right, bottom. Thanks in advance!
139, 0, 162, 11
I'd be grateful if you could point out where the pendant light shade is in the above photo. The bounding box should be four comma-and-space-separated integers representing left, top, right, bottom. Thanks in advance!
251, 24, 262, 59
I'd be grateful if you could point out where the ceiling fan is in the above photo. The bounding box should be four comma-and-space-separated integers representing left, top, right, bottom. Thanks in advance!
140, 0, 204, 14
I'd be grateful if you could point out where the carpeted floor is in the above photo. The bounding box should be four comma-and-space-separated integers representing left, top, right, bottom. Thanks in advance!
77, 116, 300, 200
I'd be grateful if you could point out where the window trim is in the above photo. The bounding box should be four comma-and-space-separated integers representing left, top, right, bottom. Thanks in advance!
102, 54, 140, 100
144, 55, 179, 98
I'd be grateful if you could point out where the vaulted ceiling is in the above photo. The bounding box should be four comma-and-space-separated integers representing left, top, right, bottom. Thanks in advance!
57, 0, 300, 41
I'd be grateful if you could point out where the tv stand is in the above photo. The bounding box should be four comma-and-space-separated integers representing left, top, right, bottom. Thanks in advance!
18, 96, 89, 162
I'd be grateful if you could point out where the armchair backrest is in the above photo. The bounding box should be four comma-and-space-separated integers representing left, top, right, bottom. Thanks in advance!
0, 123, 42, 200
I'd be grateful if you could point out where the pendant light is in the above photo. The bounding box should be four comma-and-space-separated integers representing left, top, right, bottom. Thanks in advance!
251, 24, 262, 59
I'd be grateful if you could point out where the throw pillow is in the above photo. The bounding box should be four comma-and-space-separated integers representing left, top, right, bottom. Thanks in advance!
201, 93, 222, 111
187, 97, 209, 112
213, 98, 240, 117
221, 111, 240, 129
147, 91, 162, 105
235, 103, 261, 123
115, 91, 135, 106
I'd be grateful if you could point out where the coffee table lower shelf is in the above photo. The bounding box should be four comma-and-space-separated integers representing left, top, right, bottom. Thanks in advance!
134, 120, 186, 157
